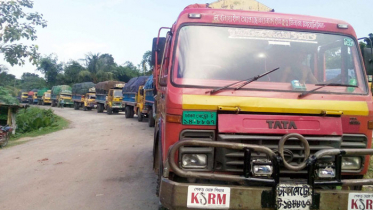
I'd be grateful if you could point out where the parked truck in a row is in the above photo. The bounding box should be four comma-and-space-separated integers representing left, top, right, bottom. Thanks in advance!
122, 76, 149, 119
51, 85, 73, 107
36, 88, 49, 105
72, 82, 96, 111
27, 89, 38, 104
151, 1, 373, 210
95, 81, 125, 114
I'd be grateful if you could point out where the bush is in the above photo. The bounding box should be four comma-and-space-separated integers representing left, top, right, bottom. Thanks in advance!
16, 107, 58, 133
0, 86, 19, 105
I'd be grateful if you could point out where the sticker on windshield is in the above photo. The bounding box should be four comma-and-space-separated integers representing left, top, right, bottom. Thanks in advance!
227, 28, 318, 44
344, 38, 354, 47
183, 111, 216, 126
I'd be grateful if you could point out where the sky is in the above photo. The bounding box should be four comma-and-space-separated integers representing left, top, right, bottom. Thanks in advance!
1, 0, 372, 79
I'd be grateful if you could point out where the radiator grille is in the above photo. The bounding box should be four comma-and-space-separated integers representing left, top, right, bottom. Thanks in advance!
215, 134, 342, 174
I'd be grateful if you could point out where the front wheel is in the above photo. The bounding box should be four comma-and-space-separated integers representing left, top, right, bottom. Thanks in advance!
83, 106, 87, 111
0, 135, 9, 148
137, 108, 143, 122
107, 107, 112, 115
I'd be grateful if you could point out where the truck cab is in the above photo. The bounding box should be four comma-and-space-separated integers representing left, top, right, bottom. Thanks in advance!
58, 92, 73, 107
42, 90, 51, 105
106, 85, 124, 114
83, 91, 96, 111
32, 92, 38, 104
152, 3, 373, 210
136, 76, 156, 127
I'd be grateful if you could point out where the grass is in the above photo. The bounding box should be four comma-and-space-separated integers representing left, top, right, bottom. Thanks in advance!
5, 116, 70, 148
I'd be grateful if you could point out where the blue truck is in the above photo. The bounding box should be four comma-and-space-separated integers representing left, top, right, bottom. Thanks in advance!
122, 76, 155, 126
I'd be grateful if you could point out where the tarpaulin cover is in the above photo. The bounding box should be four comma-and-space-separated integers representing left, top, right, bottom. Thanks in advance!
143, 75, 153, 90
95, 81, 125, 94
122, 76, 149, 93
72, 82, 95, 95
28, 91, 34, 96
37, 88, 48, 96
52, 85, 72, 95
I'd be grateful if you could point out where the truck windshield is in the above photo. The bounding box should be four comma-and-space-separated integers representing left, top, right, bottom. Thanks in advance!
173, 26, 367, 95
61, 94, 71, 97
89, 95, 96, 99
45, 93, 51, 98
114, 90, 122, 97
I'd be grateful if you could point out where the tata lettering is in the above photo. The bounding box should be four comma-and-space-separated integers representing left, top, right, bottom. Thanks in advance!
266, 120, 298, 129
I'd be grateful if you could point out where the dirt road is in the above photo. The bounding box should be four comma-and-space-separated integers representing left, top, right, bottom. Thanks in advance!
0, 107, 158, 210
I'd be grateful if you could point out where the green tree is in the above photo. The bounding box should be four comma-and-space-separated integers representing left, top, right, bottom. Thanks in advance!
37, 54, 63, 87
113, 61, 140, 82
0, 86, 19, 105
64, 60, 85, 84
78, 70, 92, 82
140, 50, 152, 75
20, 72, 46, 90
84, 52, 116, 83
0, 0, 47, 66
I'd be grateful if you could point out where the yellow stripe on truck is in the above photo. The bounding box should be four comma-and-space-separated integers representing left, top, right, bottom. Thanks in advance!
182, 95, 369, 116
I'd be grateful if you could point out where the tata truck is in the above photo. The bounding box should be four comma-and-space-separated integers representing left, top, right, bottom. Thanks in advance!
41, 90, 52, 105
152, 2, 373, 210
95, 81, 125, 115
122, 76, 149, 119
36, 88, 48, 105
51, 85, 73, 107
72, 82, 96, 111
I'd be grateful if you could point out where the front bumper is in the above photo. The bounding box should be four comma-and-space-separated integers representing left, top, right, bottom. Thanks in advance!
161, 139, 373, 210
160, 178, 359, 210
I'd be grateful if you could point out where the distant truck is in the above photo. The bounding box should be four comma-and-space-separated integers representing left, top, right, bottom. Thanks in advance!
18, 90, 28, 103
28, 89, 39, 104
122, 76, 149, 119
135, 75, 155, 127
95, 81, 125, 114
51, 85, 73, 107
72, 82, 96, 111
41, 90, 52, 105
36, 88, 48, 105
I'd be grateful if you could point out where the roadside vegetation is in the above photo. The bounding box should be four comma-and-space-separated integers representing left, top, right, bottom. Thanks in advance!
6, 107, 69, 147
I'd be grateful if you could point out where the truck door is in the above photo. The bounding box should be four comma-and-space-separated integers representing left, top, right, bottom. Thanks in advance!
158, 33, 172, 120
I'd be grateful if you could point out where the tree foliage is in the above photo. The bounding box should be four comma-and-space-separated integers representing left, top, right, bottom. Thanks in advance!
37, 54, 63, 87
20, 72, 46, 90
0, 86, 19, 105
0, 0, 47, 66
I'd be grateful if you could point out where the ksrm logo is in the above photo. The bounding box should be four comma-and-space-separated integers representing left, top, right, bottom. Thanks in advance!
266, 120, 297, 129
190, 192, 227, 206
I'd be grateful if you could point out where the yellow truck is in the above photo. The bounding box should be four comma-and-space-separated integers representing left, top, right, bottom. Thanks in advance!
18, 91, 28, 103
41, 90, 52, 105
72, 82, 97, 111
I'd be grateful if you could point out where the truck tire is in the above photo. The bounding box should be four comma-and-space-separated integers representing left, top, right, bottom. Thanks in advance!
107, 107, 112, 115
130, 108, 135, 118
83, 106, 87, 111
113, 109, 119, 114
137, 108, 143, 122
98, 104, 104, 113
125, 106, 131, 118
74, 102, 79, 110
148, 109, 155, 127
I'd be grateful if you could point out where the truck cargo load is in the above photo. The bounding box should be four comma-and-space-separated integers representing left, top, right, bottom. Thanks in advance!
51, 85, 72, 95
72, 82, 95, 95
122, 76, 149, 93
95, 81, 125, 95
51, 85, 72, 107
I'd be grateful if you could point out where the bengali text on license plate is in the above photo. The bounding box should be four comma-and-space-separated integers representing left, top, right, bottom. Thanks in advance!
182, 111, 217, 126
276, 184, 312, 210
187, 185, 230, 209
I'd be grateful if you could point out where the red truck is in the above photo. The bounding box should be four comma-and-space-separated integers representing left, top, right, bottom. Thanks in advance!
152, 2, 373, 210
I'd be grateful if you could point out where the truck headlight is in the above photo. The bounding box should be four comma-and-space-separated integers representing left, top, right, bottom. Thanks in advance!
181, 154, 207, 169
342, 157, 361, 170
251, 159, 273, 177
317, 167, 335, 178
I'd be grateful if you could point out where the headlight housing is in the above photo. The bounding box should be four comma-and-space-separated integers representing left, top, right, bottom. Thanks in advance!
181, 154, 207, 169
342, 157, 361, 170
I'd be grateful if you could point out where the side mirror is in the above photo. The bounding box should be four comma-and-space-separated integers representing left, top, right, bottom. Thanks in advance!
140, 89, 144, 96
369, 75, 373, 83
151, 37, 166, 66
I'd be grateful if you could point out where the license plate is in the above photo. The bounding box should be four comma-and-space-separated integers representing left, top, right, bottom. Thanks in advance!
187, 185, 230, 209
348, 193, 373, 210
182, 111, 217, 126
276, 184, 312, 210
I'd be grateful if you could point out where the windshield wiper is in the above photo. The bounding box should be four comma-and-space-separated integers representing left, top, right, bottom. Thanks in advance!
298, 83, 357, 98
208, 67, 280, 95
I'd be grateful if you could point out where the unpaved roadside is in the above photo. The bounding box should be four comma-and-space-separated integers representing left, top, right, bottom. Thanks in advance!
0, 107, 158, 210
